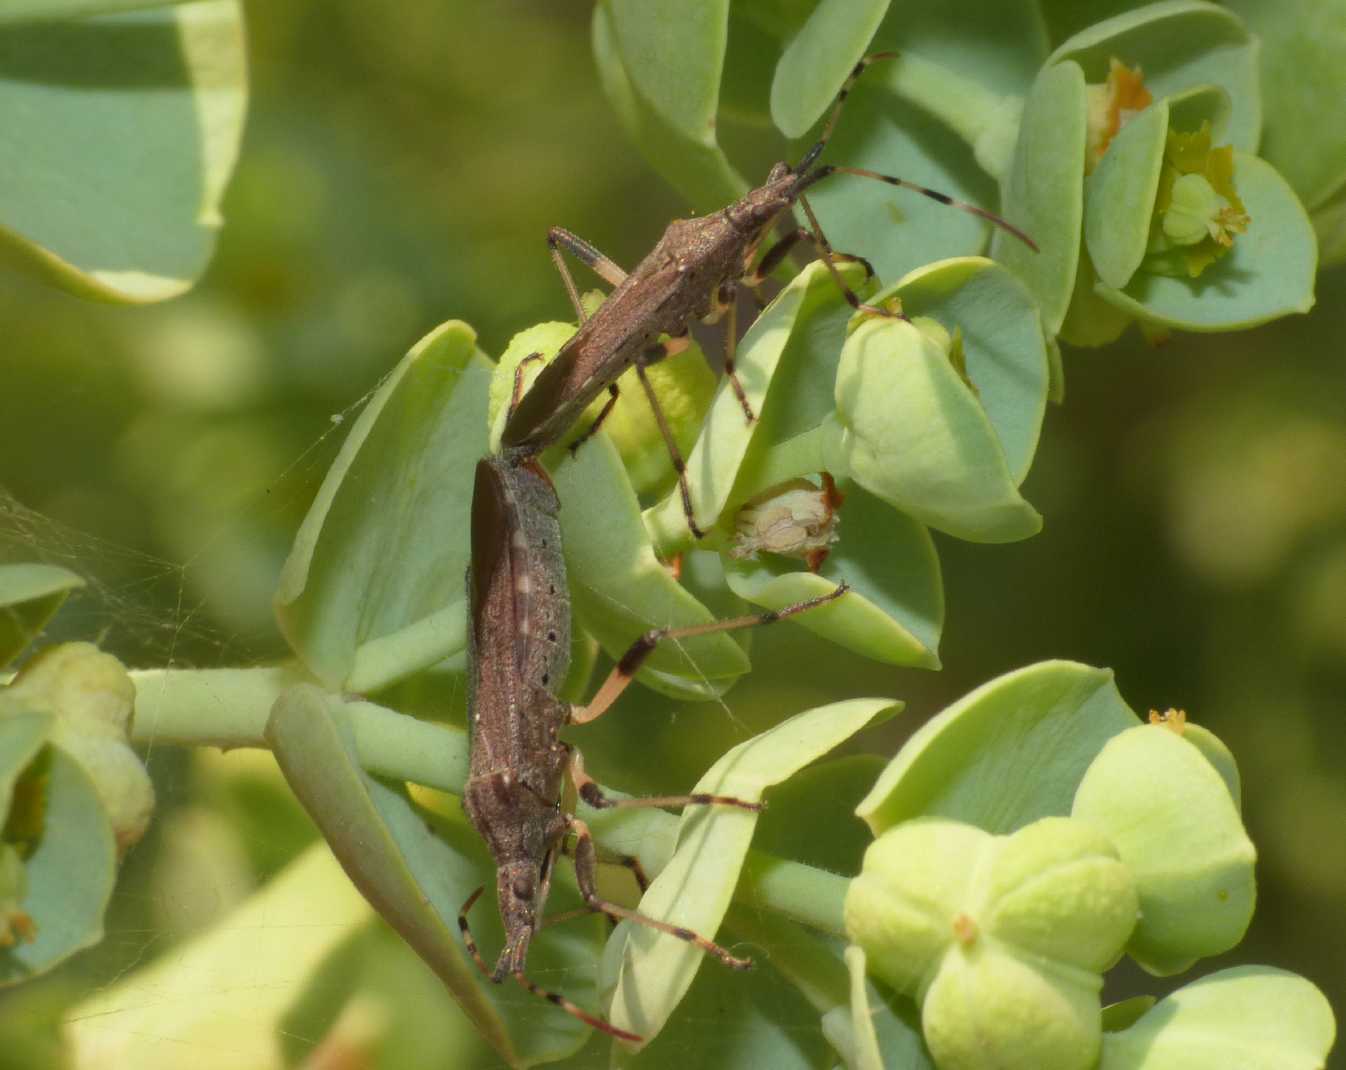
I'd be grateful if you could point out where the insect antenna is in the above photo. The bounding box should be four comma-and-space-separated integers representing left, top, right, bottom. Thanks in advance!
788, 51, 1039, 251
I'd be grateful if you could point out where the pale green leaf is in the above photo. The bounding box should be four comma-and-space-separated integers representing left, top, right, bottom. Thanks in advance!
266, 685, 600, 1068
645, 259, 867, 549
831, 318, 1041, 543
873, 256, 1049, 484
606, 697, 898, 1045
0, 564, 83, 668
1220, 0, 1346, 209
992, 60, 1088, 335
770, 0, 891, 138
1100, 966, 1336, 1070
592, 2, 747, 212
555, 433, 751, 702
856, 660, 1139, 836
1086, 99, 1170, 290
0, 2, 245, 302
63, 845, 372, 1069
274, 321, 491, 692
0, 742, 115, 984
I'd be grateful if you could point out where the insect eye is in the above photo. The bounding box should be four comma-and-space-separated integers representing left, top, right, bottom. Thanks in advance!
511, 877, 534, 900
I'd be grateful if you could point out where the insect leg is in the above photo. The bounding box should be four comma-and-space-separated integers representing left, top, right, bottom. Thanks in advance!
458, 886, 642, 1042
508, 351, 549, 419
570, 582, 850, 726
632, 351, 705, 539
569, 816, 753, 970
746, 228, 876, 289
548, 226, 629, 321
568, 748, 760, 815
707, 283, 757, 425
797, 192, 904, 319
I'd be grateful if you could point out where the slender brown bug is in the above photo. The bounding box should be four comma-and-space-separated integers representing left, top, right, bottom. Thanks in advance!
501, 52, 1037, 537
458, 454, 848, 1041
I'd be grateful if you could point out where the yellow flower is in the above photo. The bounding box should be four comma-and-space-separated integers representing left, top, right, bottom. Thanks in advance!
1149, 122, 1250, 277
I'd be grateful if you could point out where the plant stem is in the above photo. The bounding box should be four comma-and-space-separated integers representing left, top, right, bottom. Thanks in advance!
130, 665, 851, 941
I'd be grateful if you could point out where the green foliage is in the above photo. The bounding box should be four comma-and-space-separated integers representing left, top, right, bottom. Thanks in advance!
0, 1, 245, 302
2, 1, 1342, 1067
0, 564, 83, 669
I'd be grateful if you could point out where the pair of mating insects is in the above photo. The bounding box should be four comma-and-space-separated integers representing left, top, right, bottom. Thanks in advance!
457, 54, 1036, 1042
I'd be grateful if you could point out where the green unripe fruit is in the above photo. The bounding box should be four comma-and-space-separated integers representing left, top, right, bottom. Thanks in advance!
846, 816, 1137, 1070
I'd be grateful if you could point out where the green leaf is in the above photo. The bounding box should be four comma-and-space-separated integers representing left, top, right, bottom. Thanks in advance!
63, 844, 375, 1069
1311, 183, 1346, 269
992, 60, 1088, 335
0, 2, 245, 302
604, 0, 727, 146
831, 318, 1041, 543
592, 2, 747, 212
724, 486, 943, 668
1222, 0, 1346, 210
843, 945, 886, 1070
0, 708, 51, 827
1060, 236, 1135, 347
0, 741, 116, 984
825, 946, 934, 1070
1165, 83, 1233, 144
856, 660, 1140, 836
603, 935, 836, 1070
555, 430, 751, 702
1086, 99, 1170, 290
266, 685, 598, 1068
873, 256, 1049, 484
0, 564, 83, 669
1047, 0, 1261, 153
274, 321, 492, 693
869, 0, 1050, 98
645, 259, 867, 549
605, 697, 898, 1046
1100, 966, 1336, 1070
0, 0, 194, 20
751, 754, 885, 875
1072, 724, 1256, 976
770, 0, 891, 138
1101, 996, 1156, 1033
1096, 154, 1317, 331
793, 72, 1004, 287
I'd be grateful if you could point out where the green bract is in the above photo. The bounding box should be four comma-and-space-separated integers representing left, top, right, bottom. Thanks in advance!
596, 0, 1324, 352
275, 321, 492, 693
1072, 721, 1257, 975
1101, 966, 1336, 1070
0, 698, 115, 986
0, 2, 246, 302
0, 563, 84, 669
604, 698, 896, 1046
846, 816, 1137, 1070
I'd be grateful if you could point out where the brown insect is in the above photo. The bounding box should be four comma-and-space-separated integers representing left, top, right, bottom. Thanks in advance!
458, 454, 847, 1041
500, 52, 1036, 538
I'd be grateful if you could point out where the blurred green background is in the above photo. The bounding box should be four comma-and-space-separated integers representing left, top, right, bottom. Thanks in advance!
2, 2, 1342, 1065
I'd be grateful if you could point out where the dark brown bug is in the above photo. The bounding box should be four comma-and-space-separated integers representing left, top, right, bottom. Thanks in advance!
459, 454, 848, 1041
501, 52, 1036, 537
